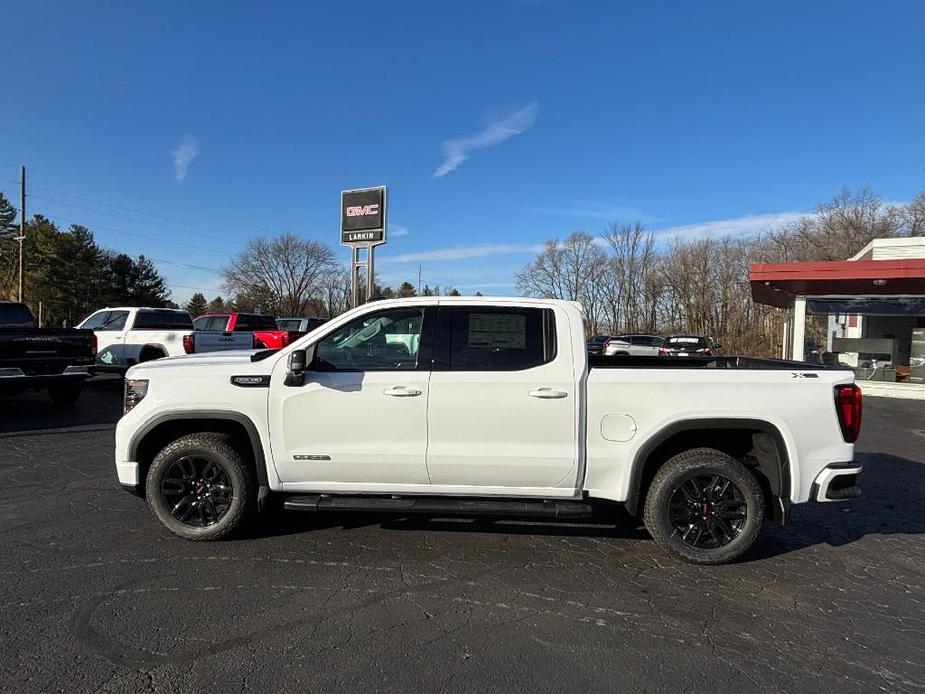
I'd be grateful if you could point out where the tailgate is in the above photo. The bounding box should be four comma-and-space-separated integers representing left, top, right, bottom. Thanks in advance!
0, 329, 95, 374
194, 331, 254, 352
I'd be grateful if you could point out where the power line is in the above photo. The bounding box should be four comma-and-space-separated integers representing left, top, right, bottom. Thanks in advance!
0, 174, 250, 245
38, 212, 225, 254
27, 193, 245, 247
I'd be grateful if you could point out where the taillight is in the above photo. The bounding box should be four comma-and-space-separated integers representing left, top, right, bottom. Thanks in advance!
696, 348, 711, 355
658, 347, 669, 356
834, 384, 862, 443
183, 334, 195, 354
91, 333, 98, 356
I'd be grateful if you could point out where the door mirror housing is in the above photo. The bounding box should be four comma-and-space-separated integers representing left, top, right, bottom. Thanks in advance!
285, 345, 315, 387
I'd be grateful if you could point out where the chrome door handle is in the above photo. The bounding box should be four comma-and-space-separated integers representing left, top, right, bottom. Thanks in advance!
383, 386, 422, 397
528, 388, 568, 399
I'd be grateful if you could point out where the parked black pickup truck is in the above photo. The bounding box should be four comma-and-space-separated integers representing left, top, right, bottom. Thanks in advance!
0, 302, 96, 405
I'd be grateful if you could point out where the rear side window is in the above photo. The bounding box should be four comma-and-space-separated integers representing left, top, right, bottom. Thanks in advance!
442, 307, 556, 371
133, 310, 194, 330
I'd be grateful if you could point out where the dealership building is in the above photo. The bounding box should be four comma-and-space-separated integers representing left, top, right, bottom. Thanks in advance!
750, 237, 925, 398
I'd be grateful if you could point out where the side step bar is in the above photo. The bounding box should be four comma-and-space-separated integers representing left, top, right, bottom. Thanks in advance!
283, 494, 593, 520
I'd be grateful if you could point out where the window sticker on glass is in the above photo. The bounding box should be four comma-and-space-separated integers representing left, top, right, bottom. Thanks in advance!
468, 313, 526, 349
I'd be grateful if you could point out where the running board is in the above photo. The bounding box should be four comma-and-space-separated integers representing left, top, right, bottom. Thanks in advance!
282, 494, 593, 520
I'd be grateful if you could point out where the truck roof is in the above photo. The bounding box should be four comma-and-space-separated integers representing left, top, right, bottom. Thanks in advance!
96, 307, 190, 312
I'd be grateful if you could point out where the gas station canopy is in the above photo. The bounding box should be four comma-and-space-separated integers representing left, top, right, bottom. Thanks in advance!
750, 258, 925, 309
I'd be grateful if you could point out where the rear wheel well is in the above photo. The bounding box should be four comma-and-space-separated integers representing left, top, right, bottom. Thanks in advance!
627, 424, 789, 524
139, 345, 167, 362
133, 417, 264, 497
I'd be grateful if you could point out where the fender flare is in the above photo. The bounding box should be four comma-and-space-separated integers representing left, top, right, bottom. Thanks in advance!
624, 417, 791, 518
128, 409, 270, 488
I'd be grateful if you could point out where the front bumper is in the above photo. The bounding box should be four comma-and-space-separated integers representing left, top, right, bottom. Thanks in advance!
811, 463, 862, 502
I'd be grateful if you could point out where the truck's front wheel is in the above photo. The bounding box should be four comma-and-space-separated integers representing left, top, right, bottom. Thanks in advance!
145, 433, 254, 541
643, 448, 764, 565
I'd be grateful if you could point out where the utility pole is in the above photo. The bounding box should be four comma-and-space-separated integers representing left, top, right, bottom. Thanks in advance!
417, 265, 422, 295
17, 166, 25, 302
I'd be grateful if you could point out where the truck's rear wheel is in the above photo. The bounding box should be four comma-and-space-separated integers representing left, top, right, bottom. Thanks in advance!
145, 433, 254, 541
643, 448, 764, 565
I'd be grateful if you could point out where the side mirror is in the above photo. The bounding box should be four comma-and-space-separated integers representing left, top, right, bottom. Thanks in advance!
285, 345, 315, 387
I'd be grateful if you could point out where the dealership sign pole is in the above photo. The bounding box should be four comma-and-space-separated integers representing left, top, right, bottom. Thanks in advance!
341, 186, 387, 307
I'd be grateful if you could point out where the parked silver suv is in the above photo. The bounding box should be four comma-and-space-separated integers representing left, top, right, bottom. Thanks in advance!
603, 334, 666, 356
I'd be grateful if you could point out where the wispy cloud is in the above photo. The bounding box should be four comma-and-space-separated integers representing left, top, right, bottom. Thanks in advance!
390, 224, 410, 237
653, 211, 806, 240
171, 135, 199, 183
434, 103, 538, 178
381, 243, 543, 264
531, 201, 659, 223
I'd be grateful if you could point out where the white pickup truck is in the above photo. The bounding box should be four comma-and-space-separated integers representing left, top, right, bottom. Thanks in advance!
114, 297, 863, 564
78, 307, 253, 370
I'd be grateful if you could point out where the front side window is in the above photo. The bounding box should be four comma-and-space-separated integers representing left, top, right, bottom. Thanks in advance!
313, 307, 424, 371
79, 311, 109, 330
99, 311, 128, 331
446, 307, 555, 371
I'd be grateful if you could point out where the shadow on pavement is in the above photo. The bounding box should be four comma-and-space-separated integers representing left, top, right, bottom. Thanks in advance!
0, 377, 123, 435
240, 451, 925, 557
747, 451, 925, 561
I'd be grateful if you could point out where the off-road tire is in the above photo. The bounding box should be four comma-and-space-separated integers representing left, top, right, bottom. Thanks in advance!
145, 433, 254, 541
643, 447, 764, 565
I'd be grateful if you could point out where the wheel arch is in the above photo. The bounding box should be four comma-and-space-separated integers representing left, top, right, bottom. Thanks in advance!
624, 418, 791, 524
138, 343, 168, 361
128, 410, 270, 504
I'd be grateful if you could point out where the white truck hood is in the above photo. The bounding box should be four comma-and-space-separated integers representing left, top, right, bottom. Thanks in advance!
126, 349, 275, 377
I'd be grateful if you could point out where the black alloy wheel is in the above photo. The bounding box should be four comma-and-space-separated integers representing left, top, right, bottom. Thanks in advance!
668, 474, 747, 549
145, 433, 254, 541
160, 455, 233, 528
643, 447, 764, 564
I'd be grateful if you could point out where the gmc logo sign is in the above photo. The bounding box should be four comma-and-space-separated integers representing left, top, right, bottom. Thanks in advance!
345, 204, 379, 217
342, 186, 387, 246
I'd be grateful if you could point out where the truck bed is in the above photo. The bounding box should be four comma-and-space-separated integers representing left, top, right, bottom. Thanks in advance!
589, 354, 852, 370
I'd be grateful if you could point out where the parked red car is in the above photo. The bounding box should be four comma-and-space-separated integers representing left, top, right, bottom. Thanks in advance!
192, 313, 295, 350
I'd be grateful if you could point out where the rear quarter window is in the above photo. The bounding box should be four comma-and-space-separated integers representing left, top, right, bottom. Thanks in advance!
133, 310, 194, 330
443, 307, 556, 371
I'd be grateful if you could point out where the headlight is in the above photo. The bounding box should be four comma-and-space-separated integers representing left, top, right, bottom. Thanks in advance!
124, 379, 149, 413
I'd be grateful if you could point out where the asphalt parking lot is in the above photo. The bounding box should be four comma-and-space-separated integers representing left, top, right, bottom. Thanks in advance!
1, 382, 923, 693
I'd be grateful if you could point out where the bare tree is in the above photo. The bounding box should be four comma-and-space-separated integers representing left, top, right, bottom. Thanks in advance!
515, 231, 608, 334
220, 233, 338, 316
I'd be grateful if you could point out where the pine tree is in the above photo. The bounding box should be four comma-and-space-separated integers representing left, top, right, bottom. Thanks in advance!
185, 292, 208, 317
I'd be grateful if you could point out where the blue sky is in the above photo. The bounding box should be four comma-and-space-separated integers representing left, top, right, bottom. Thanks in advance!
2, 1, 923, 303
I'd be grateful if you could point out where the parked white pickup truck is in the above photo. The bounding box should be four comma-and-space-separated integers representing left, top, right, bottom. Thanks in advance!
78, 307, 252, 370
115, 297, 863, 564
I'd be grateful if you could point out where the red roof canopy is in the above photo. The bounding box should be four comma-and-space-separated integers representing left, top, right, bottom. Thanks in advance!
750, 258, 925, 308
